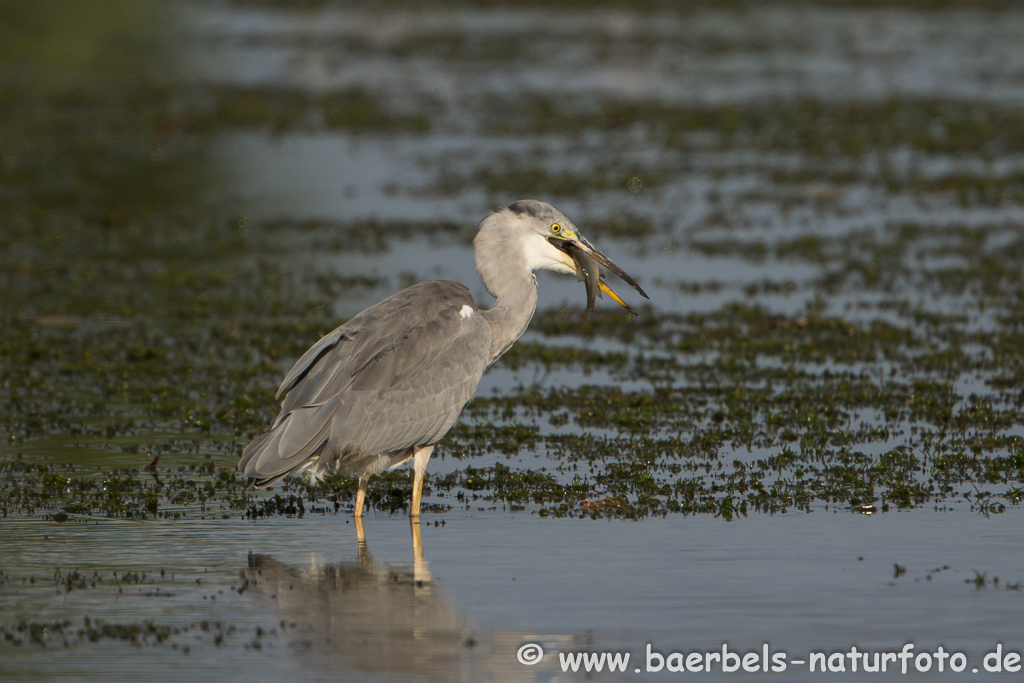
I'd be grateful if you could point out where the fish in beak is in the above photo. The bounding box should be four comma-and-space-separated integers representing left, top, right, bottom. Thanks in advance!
548, 235, 649, 315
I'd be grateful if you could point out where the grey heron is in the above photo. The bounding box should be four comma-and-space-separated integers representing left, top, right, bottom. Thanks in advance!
238, 200, 648, 517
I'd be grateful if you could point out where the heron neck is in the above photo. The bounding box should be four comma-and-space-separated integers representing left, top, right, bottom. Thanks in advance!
479, 267, 538, 365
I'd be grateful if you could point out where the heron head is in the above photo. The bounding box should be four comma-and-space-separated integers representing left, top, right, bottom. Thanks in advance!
493, 199, 648, 314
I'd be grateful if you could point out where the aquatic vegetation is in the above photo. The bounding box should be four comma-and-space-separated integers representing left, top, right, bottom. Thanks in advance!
5, 5, 1024, 683
2, 0, 1024, 528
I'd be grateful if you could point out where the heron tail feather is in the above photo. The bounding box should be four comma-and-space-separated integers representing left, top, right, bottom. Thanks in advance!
238, 400, 337, 488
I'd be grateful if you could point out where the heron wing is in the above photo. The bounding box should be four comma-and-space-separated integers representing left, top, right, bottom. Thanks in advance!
275, 328, 353, 400
240, 281, 491, 484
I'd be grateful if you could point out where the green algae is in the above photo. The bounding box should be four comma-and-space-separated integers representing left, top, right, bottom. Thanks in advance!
0, 615, 264, 651
186, 86, 432, 135
5, 268, 1024, 522
433, 164, 663, 199
478, 95, 1024, 160
2, 0, 1024, 529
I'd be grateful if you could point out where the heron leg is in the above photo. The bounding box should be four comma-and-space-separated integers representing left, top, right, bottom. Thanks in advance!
410, 445, 434, 518
410, 515, 432, 586
353, 474, 369, 518
355, 515, 367, 559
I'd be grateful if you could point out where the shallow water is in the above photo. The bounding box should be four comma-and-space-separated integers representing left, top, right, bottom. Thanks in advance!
3, 511, 1022, 682
3, 1, 1024, 681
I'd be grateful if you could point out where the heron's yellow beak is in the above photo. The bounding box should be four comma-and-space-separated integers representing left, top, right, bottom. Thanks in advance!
599, 280, 631, 309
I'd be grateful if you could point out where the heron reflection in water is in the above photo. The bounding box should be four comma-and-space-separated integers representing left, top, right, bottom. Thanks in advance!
239, 200, 646, 516
243, 521, 559, 681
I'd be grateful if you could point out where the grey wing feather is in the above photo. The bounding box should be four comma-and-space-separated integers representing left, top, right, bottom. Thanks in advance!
239, 281, 491, 486
276, 328, 353, 400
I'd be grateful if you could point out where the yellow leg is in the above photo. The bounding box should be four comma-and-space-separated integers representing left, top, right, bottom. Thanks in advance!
354, 515, 367, 550
410, 515, 431, 586
353, 475, 369, 518
410, 445, 434, 518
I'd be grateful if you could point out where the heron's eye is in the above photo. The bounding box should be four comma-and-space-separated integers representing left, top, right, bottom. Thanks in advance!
550, 223, 561, 234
